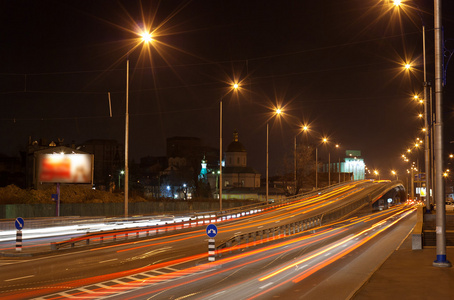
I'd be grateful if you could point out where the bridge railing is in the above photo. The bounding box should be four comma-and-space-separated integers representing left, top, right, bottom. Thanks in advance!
217, 182, 401, 255
216, 215, 323, 257
49, 183, 390, 251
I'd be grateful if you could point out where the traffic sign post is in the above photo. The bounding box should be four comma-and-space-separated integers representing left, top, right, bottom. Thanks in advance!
206, 224, 218, 261
15, 217, 24, 252
15, 217, 24, 230
206, 224, 217, 238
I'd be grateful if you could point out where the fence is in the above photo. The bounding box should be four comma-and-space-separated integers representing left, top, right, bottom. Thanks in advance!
0, 199, 259, 220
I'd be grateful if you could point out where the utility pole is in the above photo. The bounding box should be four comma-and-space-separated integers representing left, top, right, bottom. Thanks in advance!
433, 0, 451, 267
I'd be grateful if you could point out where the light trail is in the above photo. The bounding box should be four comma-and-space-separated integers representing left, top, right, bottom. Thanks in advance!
32, 206, 414, 300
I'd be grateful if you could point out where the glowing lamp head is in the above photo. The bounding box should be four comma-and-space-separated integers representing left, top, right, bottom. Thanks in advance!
141, 31, 153, 43
233, 83, 239, 89
275, 108, 282, 115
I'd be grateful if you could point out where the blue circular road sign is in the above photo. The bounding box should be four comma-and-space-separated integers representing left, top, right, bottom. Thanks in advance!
206, 224, 218, 238
15, 217, 24, 230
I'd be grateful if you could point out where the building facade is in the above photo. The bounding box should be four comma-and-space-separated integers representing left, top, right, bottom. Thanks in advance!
222, 130, 261, 189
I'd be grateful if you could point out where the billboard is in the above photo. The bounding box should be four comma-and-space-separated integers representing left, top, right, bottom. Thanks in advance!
37, 153, 93, 183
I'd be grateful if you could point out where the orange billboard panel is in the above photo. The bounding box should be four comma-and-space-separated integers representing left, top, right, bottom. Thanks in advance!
38, 154, 93, 183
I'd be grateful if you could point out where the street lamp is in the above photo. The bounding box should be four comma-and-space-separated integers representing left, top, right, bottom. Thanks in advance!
119, 170, 125, 190
315, 137, 328, 189
219, 82, 240, 211
266, 108, 282, 203
392, 1, 431, 211
294, 124, 309, 194
125, 30, 154, 218
391, 170, 398, 180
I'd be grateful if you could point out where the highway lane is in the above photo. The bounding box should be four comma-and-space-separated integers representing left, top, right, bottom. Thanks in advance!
0, 181, 391, 299
36, 205, 415, 300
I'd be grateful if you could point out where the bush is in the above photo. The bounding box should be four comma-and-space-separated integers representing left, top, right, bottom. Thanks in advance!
0, 184, 149, 204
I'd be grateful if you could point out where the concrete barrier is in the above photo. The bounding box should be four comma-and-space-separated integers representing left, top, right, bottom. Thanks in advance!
412, 206, 424, 250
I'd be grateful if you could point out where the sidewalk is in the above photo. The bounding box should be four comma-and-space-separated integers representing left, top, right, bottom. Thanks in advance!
352, 233, 454, 299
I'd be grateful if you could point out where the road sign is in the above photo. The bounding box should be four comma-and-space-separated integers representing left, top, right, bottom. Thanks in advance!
15, 217, 24, 230
206, 224, 218, 238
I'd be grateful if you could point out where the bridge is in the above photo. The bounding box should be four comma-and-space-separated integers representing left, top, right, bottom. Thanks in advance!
0, 180, 413, 299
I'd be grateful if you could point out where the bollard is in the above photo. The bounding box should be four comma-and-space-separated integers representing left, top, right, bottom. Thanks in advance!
16, 230, 22, 252
208, 239, 216, 262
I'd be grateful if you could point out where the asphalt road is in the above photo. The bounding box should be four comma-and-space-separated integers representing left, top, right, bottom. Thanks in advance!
0, 181, 402, 299
38, 206, 415, 300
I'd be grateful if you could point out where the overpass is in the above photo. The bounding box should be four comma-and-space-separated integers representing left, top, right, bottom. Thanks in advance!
0, 180, 410, 299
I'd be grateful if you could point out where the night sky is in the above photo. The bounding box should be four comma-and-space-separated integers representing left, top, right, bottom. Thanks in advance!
1, 0, 453, 178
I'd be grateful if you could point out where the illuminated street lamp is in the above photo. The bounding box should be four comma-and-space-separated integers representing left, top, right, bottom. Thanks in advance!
266, 108, 282, 202
392, 170, 398, 180
125, 30, 153, 218
392, 1, 431, 212
374, 170, 380, 180
315, 137, 328, 189
219, 82, 240, 211
326, 143, 340, 186
294, 124, 309, 193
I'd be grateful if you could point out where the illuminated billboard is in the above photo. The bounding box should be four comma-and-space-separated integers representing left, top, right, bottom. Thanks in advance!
37, 153, 93, 183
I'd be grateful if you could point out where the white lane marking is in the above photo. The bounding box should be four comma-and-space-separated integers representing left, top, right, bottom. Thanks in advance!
78, 287, 96, 294
99, 258, 118, 263
259, 282, 274, 289
4, 274, 35, 282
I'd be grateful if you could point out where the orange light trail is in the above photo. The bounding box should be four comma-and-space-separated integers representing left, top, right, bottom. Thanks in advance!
258, 207, 414, 282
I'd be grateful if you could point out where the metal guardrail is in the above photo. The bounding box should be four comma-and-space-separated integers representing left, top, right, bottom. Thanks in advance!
50, 214, 221, 250
216, 215, 323, 256
49, 204, 282, 251
46, 182, 385, 251
216, 181, 404, 255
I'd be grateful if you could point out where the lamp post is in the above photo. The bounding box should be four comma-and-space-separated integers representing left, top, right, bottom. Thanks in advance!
119, 170, 124, 190
315, 138, 328, 189
266, 108, 282, 203
219, 83, 239, 211
392, 0, 431, 211
124, 31, 153, 218
294, 125, 309, 194
328, 144, 339, 187
433, 0, 450, 267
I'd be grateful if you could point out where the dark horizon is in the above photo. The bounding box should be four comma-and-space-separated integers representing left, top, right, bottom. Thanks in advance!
1, 0, 453, 178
